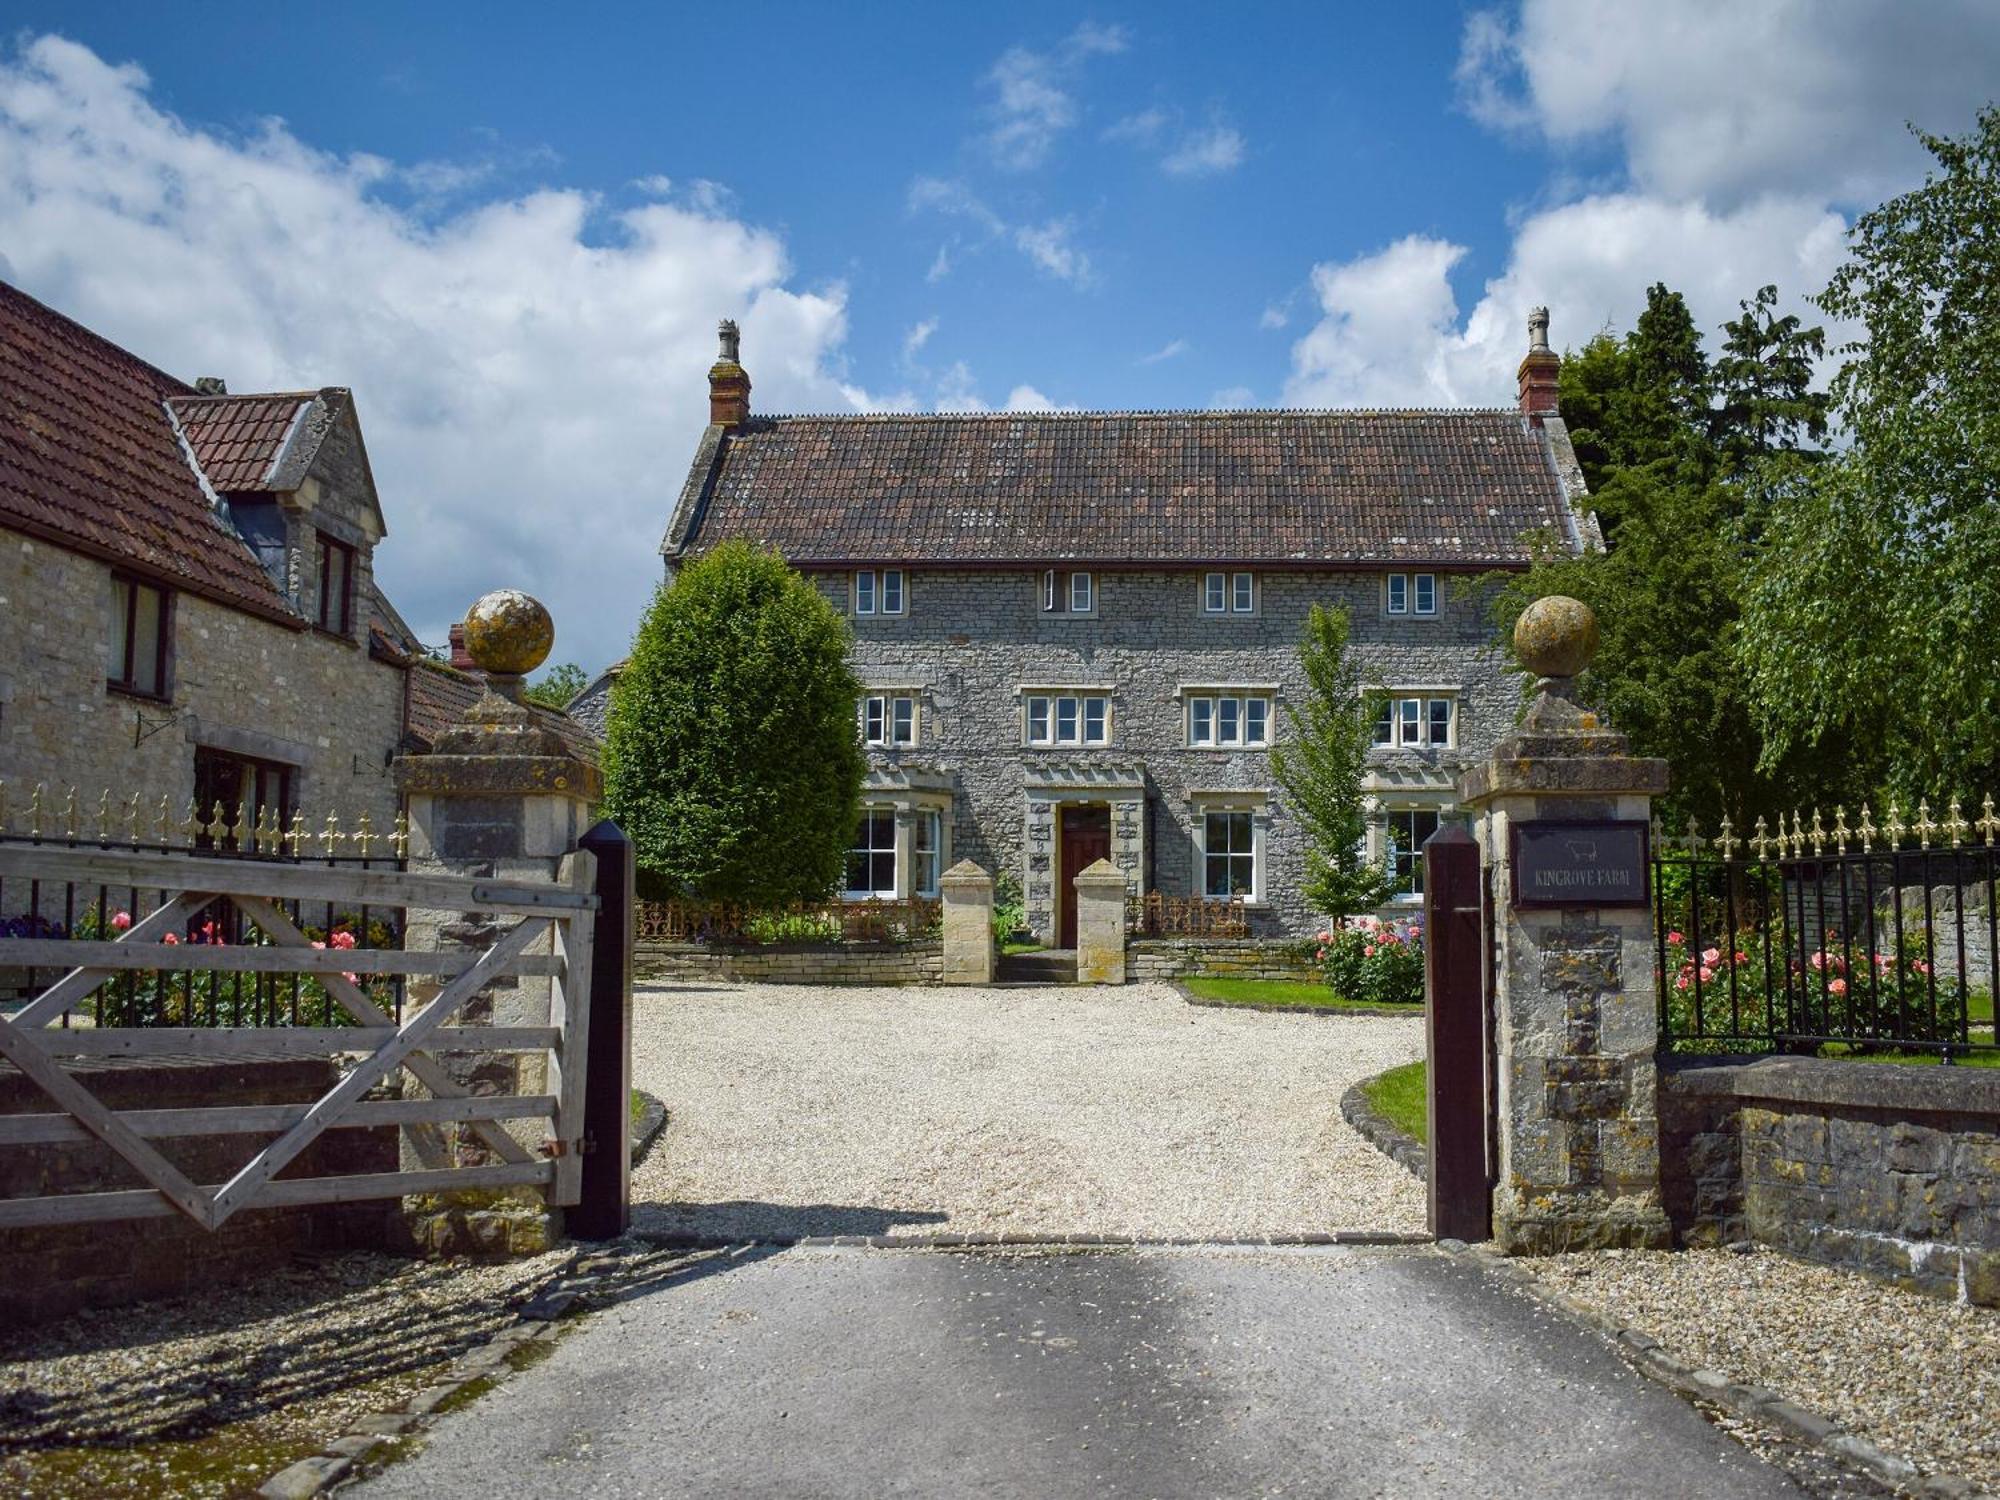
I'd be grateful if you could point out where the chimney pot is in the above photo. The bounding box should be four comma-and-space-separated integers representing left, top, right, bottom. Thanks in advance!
194, 376, 228, 395
709, 318, 750, 427
448, 623, 478, 673
1517, 306, 1560, 424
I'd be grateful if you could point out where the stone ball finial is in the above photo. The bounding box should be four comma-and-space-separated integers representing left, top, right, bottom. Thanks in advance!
1513, 594, 1598, 679
461, 589, 554, 677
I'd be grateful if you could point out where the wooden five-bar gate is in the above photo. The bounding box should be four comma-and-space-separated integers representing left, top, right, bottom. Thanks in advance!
0, 838, 599, 1231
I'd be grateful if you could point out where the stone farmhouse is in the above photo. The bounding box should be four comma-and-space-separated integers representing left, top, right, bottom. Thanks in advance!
630, 311, 1598, 944
0, 280, 586, 835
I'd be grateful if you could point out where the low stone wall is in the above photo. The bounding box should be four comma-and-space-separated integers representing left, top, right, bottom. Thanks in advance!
1661, 1056, 2000, 1306
1126, 938, 1314, 983
0, 1054, 402, 1327
636, 940, 944, 986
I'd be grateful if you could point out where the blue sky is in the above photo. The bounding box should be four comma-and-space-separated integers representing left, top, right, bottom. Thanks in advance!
1, 3, 1996, 668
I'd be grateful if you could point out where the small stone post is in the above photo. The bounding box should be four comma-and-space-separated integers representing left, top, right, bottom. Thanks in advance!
1459, 596, 1673, 1254
1073, 858, 1128, 985
394, 589, 602, 1256
940, 860, 996, 985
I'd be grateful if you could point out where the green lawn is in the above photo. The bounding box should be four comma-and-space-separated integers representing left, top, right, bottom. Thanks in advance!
1362, 1061, 1428, 1145
1183, 977, 1422, 1014
999, 937, 1046, 956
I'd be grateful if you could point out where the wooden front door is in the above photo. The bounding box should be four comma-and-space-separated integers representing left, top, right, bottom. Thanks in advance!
1058, 804, 1112, 950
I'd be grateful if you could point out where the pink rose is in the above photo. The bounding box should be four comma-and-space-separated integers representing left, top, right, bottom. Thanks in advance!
161, 932, 179, 945
1701, 947, 1721, 965
1829, 978, 1848, 995
111, 910, 132, 931
1675, 975, 1690, 991
1315, 948, 1326, 962
330, 930, 358, 951
1734, 951, 1748, 965
1666, 930, 1685, 945
1699, 966, 1714, 983
1363, 944, 1376, 957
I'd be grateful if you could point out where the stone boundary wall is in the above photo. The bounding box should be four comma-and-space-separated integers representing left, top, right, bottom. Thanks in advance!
0, 1055, 401, 1327
1127, 938, 1314, 983
1660, 1056, 2000, 1306
636, 940, 944, 986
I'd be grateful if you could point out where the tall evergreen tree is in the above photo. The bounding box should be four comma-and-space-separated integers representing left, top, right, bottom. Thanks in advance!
1270, 605, 1395, 919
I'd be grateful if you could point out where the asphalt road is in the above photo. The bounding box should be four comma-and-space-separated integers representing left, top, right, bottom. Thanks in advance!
353, 1244, 1813, 1500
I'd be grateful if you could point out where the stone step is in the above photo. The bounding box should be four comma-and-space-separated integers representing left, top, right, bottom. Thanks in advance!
995, 950, 1077, 986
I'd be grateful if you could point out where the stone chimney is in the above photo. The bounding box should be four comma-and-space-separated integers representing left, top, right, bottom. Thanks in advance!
708, 318, 751, 427
1517, 306, 1560, 424
448, 623, 478, 673
194, 376, 228, 395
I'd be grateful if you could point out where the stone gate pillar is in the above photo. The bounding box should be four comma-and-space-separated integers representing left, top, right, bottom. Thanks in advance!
1460, 596, 1673, 1253
393, 589, 602, 1255
940, 860, 995, 984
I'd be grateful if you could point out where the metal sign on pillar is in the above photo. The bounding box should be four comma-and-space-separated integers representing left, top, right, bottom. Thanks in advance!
1423, 821, 1491, 1241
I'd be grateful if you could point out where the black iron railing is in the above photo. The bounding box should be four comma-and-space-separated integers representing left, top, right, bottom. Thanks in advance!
1654, 804, 1998, 1062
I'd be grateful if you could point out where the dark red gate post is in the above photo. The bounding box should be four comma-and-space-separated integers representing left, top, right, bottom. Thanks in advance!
572, 819, 634, 1240
1423, 822, 1490, 1241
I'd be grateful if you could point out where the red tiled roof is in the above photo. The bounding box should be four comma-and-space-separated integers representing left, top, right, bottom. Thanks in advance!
677, 409, 1581, 567
0, 281, 295, 622
406, 658, 600, 761
169, 392, 314, 491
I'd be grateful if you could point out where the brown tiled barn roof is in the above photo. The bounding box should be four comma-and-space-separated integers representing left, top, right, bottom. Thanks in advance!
673, 409, 1581, 567
168, 392, 315, 490
0, 281, 296, 622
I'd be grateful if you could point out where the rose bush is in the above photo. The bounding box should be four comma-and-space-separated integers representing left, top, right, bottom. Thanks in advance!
1314, 914, 1425, 1006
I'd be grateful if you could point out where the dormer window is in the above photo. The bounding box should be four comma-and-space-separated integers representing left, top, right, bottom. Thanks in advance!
1386, 572, 1438, 617
853, 568, 905, 617
1040, 570, 1094, 615
316, 533, 354, 635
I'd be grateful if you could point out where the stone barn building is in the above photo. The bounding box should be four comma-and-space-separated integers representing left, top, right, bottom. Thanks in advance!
619, 311, 1596, 942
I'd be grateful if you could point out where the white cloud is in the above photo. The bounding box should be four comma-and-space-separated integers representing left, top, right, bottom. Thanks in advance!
1458, 0, 2000, 207
902, 316, 939, 362
982, 23, 1129, 172
1258, 300, 1292, 331
1283, 198, 1850, 408
928, 362, 1075, 414
0, 34, 883, 669
1013, 219, 1093, 286
1209, 386, 1255, 409
1103, 108, 1168, 145
630, 173, 674, 196
926, 243, 952, 283
1161, 120, 1245, 177
1136, 338, 1188, 365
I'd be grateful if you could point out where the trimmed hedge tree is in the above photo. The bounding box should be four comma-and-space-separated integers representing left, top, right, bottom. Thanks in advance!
604, 542, 864, 905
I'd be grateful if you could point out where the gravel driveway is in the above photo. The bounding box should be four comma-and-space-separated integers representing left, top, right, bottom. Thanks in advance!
629, 979, 1426, 1241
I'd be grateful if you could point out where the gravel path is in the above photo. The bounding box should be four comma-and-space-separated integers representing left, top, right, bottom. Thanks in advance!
1520, 1247, 2000, 1492
629, 979, 1427, 1241
0, 1249, 570, 1500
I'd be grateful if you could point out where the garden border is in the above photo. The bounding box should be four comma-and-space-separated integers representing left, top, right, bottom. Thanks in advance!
1173, 980, 1423, 1019
1339, 1070, 1428, 1179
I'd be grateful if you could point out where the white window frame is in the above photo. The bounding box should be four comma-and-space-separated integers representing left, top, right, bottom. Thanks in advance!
854, 571, 877, 616
1193, 800, 1266, 904
1203, 572, 1227, 613
1387, 571, 1438, 617
1382, 806, 1442, 900
1040, 570, 1097, 616
1024, 692, 1111, 747
1231, 571, 1255, 613
1185, 693, 1273, 749
913, 809, 941, 898
1386, 573, 1408, 615
854, 568, 906, 617
844, 807, 899, 898
860, 693, 918, 748
1412, 571, 1436, 616
881, 568, 906, 615
1371, 692, 1457, 749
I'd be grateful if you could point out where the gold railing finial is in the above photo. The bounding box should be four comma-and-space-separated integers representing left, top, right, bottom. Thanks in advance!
29, 782, 46, 840
126, 793, 142, 847
286, 809, 308, 860
1858, 802, 1877, 854
1944, 797, 1969, 848
355, 811, 377, 859
1884, 799, 1907, 849
1751, 814, 1772, 861
393, 810, 411, 862
94, 789, 111, 844
1832, 805, 1850, 856
1684, 815, 1703, 854
321, 812, 345, 858
1980, 793, 2000, 848
1914, 798, 1937, 850
205, 801, 230, 848
1808, 807, 1826, 858
1715, 814, 1739, 861
63, 786, 79, 840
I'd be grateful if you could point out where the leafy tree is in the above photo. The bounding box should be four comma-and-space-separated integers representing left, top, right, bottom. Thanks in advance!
1488, 282, 1833, 830
603, 542, 864, 904
523, 662, 588, 710
1739, 108, 2000, 797
1270, 604, 1395, 919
